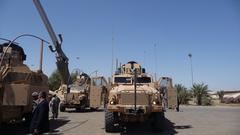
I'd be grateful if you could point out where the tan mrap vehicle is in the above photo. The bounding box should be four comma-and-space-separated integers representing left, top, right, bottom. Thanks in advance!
56, 74, 108, 112
0, 42, 48, 125
105, 61, 165, 132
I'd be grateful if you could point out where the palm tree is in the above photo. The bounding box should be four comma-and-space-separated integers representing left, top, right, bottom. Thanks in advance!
175, 84, 190, 111
48, 69, 61, 91
191, 83, 209, 105
217, 91, 224, 103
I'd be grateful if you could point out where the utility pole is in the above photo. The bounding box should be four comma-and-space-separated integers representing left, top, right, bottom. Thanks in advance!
188, 53, 194, 86
39, 40, 44, 72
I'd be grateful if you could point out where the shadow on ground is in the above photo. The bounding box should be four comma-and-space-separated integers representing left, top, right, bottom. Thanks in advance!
0, 116, 70, 135
0, 121, 28, 135
118, 118, 192, 135
66, 108, 105, 113
48, 117, 70, 135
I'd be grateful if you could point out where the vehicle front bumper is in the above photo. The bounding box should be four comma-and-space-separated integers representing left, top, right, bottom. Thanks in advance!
107, 104, 163, 114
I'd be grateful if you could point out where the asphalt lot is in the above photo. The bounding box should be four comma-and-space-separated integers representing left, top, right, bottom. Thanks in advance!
1, 106, 240, 135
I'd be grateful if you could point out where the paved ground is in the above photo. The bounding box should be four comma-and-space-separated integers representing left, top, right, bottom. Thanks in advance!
1, 106, 240, 135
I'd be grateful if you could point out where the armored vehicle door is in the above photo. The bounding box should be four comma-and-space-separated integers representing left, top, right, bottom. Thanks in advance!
158, 77, 177, 109
90, 77, 108, 108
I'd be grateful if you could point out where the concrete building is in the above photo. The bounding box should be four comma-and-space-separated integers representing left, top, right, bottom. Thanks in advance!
209, 90, 240, 99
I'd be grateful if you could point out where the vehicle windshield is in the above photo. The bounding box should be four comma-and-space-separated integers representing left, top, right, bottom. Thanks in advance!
114, 77, 151, 84
160, 79, 168, 87
70, 84, 85, 91
92, 77, 107, 86
114, 77, 132, 83
137, 77, 151, 83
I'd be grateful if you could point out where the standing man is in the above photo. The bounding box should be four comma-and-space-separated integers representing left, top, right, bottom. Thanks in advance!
25, 92, 39, 132
32, 92, 39, 112
50, 94, 60, 119
30, 91, 49, 135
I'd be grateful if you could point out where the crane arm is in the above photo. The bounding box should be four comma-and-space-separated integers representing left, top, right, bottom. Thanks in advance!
33, 0, 72, 85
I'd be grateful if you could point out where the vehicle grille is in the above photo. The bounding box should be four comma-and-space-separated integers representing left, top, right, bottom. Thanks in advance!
119, 92, 149, 105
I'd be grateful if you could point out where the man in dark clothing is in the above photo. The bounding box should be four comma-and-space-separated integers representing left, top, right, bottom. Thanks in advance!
30, 91, 49, 135
32, 92, 39, 112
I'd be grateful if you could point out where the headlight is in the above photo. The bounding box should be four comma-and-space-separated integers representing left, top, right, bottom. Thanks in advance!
152, 93, 160, 105
152, 101, 157, 105
110, 101, 115, 105
109, 96, 117, 105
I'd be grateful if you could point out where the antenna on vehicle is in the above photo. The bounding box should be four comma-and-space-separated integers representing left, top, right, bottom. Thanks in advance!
154, 44, 157, 81
111, 28, 114, 75
144, 50, 146, 68
116, 58, 118, 71
0, 38, 19, 45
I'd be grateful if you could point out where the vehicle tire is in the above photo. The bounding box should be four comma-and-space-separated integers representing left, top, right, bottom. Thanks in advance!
0, 111, 2, 128
151, 112, 165, 132
90, 107, 98, 111
76, 107, 82, 112
23, 113, 32, 125
105, 110, 118, 132
60, 103, 65, 112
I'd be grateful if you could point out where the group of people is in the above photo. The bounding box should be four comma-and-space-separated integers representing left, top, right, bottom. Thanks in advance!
30, 91, 60, 135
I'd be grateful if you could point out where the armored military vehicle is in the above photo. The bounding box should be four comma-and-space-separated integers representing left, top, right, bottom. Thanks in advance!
0, 42, 48, 125
105, 61, 165, 132
57, 72, 108, 112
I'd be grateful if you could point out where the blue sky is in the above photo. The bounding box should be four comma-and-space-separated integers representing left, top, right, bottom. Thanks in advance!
0, 0, 240, 90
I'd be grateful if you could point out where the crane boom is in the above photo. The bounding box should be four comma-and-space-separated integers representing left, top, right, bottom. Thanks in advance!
33, 0, 72, 85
